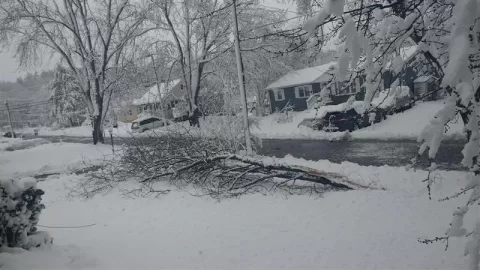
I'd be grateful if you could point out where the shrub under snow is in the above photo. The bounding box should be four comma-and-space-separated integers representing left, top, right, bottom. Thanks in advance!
0, 177, 51, 250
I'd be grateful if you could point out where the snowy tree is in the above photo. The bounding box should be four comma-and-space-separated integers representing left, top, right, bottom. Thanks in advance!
0, 0, 153, 144
150, 0, 236, 127
207, 3, 314, 116
300, 0, 480, 268
48, 66, 86, 128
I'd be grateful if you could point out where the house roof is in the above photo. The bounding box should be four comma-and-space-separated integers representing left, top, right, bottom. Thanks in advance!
385, 46, 418, 69
399, 46, 418, 61
133, 79, 182, 106
413, 76, 432, 83
266, 62, 337, 90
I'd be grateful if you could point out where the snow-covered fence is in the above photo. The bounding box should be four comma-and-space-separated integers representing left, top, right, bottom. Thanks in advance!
0, 177, 51, 249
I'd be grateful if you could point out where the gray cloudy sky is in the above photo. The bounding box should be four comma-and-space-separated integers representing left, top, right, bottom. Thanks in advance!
0, 48, 57, 82
0, 0, 296, 82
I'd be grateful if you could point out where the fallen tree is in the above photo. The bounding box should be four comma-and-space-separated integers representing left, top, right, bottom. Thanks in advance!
77, 129, 365, 199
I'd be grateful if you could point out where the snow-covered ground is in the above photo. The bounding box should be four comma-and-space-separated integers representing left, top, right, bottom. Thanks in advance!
0, 138, 111, 179
255, 100, 465, 140
0, 138, 471, 269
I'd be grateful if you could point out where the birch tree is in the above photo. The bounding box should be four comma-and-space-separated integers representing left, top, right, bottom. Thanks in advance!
0, 0, 153, 144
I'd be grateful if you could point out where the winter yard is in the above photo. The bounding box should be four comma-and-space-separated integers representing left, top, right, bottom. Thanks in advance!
16, 99, 465, 142
255, 99, 465, 140
0, 137, 470, 269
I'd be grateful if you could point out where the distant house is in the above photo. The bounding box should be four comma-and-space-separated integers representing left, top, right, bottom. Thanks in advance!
265, 62, 366, 112
118, 79, 188, 123
266, 46, 438, 113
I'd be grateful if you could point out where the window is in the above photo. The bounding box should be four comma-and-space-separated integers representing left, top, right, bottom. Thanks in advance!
294, 85, 312, 98
354, 78, 360, 93
329, 82, 336, 95
274, 89, 285, 101
140, 117, 160, 125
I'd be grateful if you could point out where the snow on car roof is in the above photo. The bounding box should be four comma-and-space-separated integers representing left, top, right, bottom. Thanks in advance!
313, 101, 365, 119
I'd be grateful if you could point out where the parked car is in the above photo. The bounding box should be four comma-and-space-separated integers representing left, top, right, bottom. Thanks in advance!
322, 109, 364, 132
3, 131, 19, 138
131, 116, 171, 133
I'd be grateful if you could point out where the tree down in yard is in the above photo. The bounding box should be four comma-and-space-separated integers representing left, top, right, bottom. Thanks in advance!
0, 0, 153, 144
77, 129, 367, 200
299, 0, 480, 268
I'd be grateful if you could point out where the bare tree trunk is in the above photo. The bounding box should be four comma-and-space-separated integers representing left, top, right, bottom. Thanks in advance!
92, 88, 104, 144
92, 115, 104, 145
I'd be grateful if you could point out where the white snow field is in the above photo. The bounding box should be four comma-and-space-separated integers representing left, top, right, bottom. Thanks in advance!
0, 138, 471, 269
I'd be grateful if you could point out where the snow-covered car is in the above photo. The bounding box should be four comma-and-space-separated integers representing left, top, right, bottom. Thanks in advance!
322, 109, 364, 132
131, 116, 171, 133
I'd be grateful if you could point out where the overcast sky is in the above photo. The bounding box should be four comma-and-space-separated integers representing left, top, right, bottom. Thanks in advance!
0, 0, 296, 82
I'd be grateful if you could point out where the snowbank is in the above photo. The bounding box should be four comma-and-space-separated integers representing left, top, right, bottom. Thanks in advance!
21, 122, 133, 137
353, 100, 464, 140
0, 140, 470, 269
0, 138, 50, 152
0, 141, 111, 179
254, 100, 465, 140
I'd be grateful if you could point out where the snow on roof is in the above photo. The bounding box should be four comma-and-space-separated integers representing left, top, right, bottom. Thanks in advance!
266, 62, 336, 90
386, 46, 418, 69
413, 76, 432, 83
133, 79, 181, 106
399, 46, 417, 61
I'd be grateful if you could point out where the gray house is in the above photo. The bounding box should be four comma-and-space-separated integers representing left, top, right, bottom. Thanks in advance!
266, 46, 438, 113
265, 62, 366, 112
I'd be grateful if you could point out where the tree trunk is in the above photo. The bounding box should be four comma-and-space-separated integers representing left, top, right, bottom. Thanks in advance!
189, 107, 201, 127
92, 115, 104, 145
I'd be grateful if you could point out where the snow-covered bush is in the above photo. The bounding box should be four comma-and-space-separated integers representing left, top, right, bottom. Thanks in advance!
274, 102, 294, 124
0, 177, 51, 249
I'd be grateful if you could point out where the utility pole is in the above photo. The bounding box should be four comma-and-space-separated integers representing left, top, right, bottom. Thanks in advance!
4, 100, 15, 138
150, 55, 168, 127
232, 0, 253, 155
